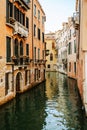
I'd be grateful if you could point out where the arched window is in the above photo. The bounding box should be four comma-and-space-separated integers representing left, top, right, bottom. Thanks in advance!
52, 42, 55, 49
20, 40, 23, 56
14, 39, 18, 57
50, 53, 53, 61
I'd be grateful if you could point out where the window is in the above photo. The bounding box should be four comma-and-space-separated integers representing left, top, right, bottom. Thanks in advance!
74, 40, 76, 53
34, 47, 36, 62
42, 50, 44, 59
52, 42, 55, 49
34, 69, 37, 81
14, 6, 25, 26
6, 36, 11, 62
34, 24, 36, 37
26, 44, 29, 56
74, 62, 76, 73
50, 53, 53, 61
42, 32, 44, 43
36, 69, 38, 80
21, 13, 25, 25
6, 0, 13, 23
14, 39, 18, 57
38, 49, 40, 60
48, 64, 50, 68
19, 10, 21, 23
42, 16, 45, 25
38, 10, 40, 20
38, 28, 40, 40
9, 2, 13, 18
20, 41, 23, 64
29, 70, 31, 84
16, 8, 19, 22
14, 6, 20, 22
25, 70, 28, 85
20, 41, 23, 56
39, 70, 40, 78
6, 1, 29, 27
69, 62, 71, 72
26, 17, 29, 29
69, 29, 71, 38
46, 49, 49, 56
68, 42, 72, 54
34, 4, 36, 16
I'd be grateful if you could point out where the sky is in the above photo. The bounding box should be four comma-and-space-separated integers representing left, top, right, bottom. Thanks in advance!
39, 0, 76, 33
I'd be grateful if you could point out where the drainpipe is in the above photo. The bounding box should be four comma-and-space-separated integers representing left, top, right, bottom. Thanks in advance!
11, 0, 14, 93
32, 0, 34, 60
78, 0, 81, 59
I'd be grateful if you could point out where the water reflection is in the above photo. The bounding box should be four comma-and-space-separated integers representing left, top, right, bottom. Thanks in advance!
45, 72, 85, 130
0, 83, 47, 130
0, 72, 87, 130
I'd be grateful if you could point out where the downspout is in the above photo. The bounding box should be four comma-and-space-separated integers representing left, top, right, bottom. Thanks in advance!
32, 0, 34, 60
78, 0, 81, 59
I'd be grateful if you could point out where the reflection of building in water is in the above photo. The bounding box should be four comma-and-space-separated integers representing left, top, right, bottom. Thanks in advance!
0, 82, 47, 130
46, 72, 59, 99
57, 73, 82, 129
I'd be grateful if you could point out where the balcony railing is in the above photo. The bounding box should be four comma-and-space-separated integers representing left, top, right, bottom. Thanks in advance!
62, 59, 67, 65
11, 56, 30, 66
33, 59, 46, 65
14, 0, 30, 10
14, 21, 29, 38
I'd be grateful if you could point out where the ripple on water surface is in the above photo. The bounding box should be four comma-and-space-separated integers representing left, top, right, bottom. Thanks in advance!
0, 72, 86, 130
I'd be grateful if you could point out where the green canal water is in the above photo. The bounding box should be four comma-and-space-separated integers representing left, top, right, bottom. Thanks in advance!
0, 72, 87, 130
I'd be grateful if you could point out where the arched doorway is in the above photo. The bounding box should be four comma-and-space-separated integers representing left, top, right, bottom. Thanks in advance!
16, 72, 22, 93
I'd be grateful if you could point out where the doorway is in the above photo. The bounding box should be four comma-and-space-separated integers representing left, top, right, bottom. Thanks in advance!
16, 72, 22, 93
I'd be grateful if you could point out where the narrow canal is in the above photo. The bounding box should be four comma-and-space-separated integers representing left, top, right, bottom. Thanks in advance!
0, 72, 87, 130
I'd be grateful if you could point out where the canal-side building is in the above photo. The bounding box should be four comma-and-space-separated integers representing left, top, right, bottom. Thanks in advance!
45, 32, 58, 71
55, 17, 77, 78
32, 0, 46, 85
55, 30, 61, 72
75, 0, 87, 115
67, 17, 77, 79
55, 22, 68, 74
0, 0, 46, 105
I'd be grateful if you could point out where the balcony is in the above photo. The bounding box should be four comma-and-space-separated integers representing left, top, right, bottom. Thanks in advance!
14, 21, 29, 38
38, 60, 42, 65
73, 12, 79, 30
14, 0, 30, 10
34, 59, 38, 65
11, 56, 30, 66
62, 59, 67, 65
